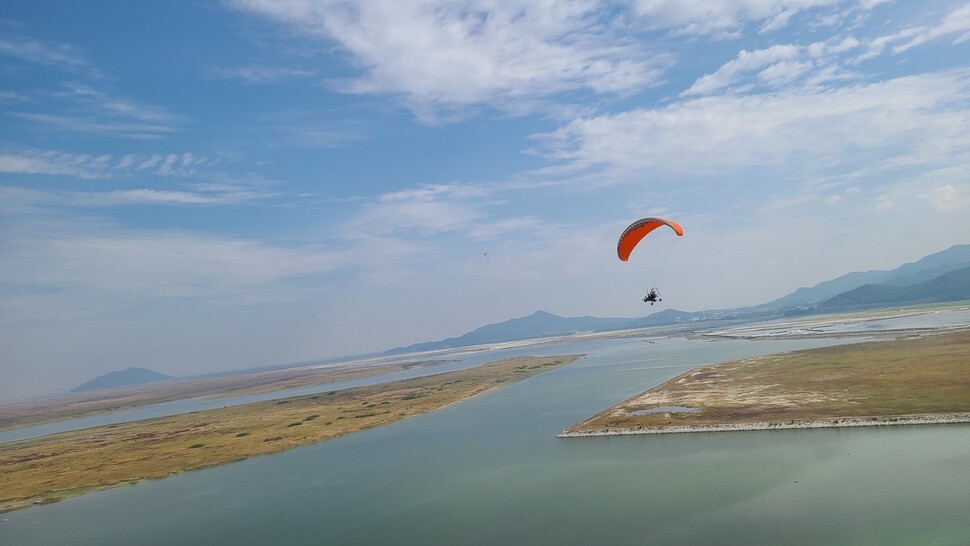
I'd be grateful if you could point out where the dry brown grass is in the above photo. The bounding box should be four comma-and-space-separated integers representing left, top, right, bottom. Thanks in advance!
0, 355, 579, 513
0, 359, 449, 432
566, 330, 970, 434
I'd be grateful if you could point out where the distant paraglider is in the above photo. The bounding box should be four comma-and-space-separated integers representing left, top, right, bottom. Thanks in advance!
617, 217, 683, 304
483, 250, 490, 263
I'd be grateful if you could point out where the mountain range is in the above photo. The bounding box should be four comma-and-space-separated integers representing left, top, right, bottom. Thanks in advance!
387, 244, 970, 354
759, 244, 970, 309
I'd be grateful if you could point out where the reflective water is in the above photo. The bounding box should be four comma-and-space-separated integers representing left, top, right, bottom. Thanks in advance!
0, 340, 614, 444
7, 307, 968, 444
4, 334, 969, 545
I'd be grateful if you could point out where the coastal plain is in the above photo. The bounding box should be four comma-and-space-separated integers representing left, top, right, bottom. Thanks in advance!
561, 328, 970, 437
0, 355, 579, 513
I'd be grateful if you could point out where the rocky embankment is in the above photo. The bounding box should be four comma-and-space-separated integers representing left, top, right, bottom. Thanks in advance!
558, 413, 970, 438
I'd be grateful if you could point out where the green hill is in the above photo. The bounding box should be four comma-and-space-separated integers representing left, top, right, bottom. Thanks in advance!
820, 267, 970, 309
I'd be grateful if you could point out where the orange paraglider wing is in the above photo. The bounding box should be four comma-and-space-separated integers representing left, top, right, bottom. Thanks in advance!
617, 217, 683, 261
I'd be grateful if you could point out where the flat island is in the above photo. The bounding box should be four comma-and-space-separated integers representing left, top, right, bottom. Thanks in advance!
561, 329, 970, 437
1, 355, 580, 513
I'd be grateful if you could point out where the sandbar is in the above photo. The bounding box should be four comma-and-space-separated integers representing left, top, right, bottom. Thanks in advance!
560, 329, 970, 437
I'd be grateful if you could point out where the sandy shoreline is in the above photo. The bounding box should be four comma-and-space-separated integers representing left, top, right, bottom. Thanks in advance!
558, 413, 970, 437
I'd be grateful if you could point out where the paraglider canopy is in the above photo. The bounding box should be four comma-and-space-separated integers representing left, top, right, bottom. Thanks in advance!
617, 217, 683, 261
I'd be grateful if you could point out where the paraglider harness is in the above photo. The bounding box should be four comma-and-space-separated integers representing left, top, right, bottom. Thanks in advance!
643, 288, 661, 305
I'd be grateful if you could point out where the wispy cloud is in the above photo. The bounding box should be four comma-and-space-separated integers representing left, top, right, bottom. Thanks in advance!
0, 33, 93, 71
258, 111, 372, 148
230, 0, 668, 120
892, 3, 970, 53
209, 65, 317, 83
683, 44, 802, 96
9, 112, 177, 139
857, 3, 970, 60
352, 184, 489, 236
683, 37, 863, 96
536, 69, 970, 178
0, 148, 214, 179
56, 83, 178, 123
0, 150, 109, 179
628, 0, 845, 37
7, 81, 184, 139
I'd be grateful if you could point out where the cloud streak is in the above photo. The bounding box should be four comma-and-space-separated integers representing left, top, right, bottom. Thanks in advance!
0, 33, 93, 71
0, 149, 216, 179
231, 0, 668, 119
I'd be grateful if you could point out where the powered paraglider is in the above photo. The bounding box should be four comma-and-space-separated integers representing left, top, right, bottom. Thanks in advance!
617, 217, 683, 262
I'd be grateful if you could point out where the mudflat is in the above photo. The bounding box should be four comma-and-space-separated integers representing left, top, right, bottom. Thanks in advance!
561, 329, 970, 437
1, 355, 580, 513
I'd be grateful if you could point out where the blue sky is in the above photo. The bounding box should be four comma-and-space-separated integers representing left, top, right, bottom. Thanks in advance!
2, 0, 969, 400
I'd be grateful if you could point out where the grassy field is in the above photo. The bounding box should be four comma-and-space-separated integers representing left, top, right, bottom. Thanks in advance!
0, 359, 449, 432
564, 329, 970, 434
0, 355, 580, 513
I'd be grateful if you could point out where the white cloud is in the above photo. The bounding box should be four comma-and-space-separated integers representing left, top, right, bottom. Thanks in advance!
629, 0, 842, 36
919, 184, 970, 211
352, 184, 489, 236
682, 44, 801, 96
230, 0, 666, 119
536, 69, 970, 178
683, 36, 867, 97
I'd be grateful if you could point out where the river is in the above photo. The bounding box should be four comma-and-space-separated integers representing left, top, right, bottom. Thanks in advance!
3, 331, 968, 545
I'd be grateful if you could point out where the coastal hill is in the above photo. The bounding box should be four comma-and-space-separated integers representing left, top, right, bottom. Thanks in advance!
386, 245, 969, 355
71, 367, 173, 393
760, 244, 970, 309
819, 266, 970, 310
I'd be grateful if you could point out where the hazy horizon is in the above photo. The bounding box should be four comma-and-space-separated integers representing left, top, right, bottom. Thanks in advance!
2, 1, 969, 400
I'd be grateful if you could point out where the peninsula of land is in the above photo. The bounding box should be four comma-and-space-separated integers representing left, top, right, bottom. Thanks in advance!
0, 357, 452, 433
560, 329, 970, 437
1, 355, 580, 513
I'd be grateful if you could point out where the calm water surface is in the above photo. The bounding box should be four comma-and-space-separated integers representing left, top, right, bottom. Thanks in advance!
2, 335, 969, 545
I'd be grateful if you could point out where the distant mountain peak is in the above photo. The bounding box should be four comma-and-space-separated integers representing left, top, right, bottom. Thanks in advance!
71, 367, 173, 393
